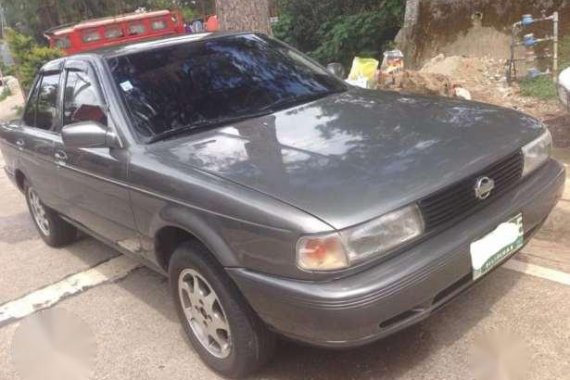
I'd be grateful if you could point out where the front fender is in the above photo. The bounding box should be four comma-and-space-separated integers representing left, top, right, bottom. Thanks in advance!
149, 202, 242, 267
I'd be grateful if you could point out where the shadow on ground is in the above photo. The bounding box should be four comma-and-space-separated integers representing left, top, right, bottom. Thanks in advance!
88, 240, 523, 380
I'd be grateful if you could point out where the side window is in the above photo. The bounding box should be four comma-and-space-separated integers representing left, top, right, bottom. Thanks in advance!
151, 19, 167, 31
22, 77, 41, 126
82, 29, 101, 43
129, 23, 145, 35
35, 73, 61, 130
105, 26, 124, 39
55, 36, 71, 49
63, 70, 107, 127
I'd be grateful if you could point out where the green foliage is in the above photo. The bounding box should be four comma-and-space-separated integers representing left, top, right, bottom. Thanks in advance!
20, 47, 63, 90
518, 35, 570, 100
5, 29, 62, 91
5, 29, 34, 63
182, 7, 199, 21
274, 0, 405, 68
519, 76, 557, 100
0, 62, 15, 77
0, 86, 12, 102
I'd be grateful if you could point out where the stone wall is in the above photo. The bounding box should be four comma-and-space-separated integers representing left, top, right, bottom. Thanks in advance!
397, 0, 570, 68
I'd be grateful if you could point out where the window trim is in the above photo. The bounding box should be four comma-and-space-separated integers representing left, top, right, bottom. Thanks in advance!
22, 75, 42, 128
24, 70, 63, 132
60, 58, 126, 150
62, 68, 107, 129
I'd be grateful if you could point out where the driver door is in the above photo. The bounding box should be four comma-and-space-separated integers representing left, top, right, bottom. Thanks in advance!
54, 59, 140, 252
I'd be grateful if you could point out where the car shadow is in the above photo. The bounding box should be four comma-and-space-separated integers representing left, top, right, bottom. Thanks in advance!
97, 241, 523, 380
251, 269, 522, 380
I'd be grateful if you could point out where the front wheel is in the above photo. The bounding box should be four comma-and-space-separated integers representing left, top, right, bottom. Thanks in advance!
169, 242, 275, 378
24, 180, 77, 247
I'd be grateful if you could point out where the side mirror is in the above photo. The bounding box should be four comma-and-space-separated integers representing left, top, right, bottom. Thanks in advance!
62, 121, 121, 149
326, 63, 346, 79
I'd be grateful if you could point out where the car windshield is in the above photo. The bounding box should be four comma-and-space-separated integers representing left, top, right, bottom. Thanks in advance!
107, 34, 347, 142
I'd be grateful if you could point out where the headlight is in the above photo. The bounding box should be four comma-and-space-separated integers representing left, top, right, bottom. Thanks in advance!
296, 204, 424, 271
296, 233, 348, 271
522, 129, 552, 177
341, 204, 424, 263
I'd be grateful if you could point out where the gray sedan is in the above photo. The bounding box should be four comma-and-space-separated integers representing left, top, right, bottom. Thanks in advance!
0, 32, 565, 378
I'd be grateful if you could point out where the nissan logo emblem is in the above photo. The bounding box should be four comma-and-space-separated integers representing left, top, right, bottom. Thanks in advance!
474, 176, 495, 200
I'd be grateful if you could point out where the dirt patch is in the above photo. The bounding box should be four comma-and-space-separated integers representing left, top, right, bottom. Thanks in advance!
380, 53, 569, 147
419, 54, 569, 147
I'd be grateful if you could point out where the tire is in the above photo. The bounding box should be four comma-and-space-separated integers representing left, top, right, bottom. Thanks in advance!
169, 241, 275, 378
24, 180, 77, 247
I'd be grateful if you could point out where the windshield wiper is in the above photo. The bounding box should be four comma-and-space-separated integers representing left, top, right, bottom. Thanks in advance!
259, 89, 345, 113
147, 110, 273, 144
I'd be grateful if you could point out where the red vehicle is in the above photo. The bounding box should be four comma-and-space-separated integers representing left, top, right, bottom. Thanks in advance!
44, 10, 185, 55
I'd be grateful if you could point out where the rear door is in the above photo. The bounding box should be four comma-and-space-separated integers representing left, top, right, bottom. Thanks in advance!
53, 59, 140, 252
18, 68, 65, 210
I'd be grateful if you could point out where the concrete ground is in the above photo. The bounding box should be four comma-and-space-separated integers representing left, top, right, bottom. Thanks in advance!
0, 153, 569, 379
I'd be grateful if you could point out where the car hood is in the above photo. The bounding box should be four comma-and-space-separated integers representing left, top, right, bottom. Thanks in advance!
151, 89, 544, 230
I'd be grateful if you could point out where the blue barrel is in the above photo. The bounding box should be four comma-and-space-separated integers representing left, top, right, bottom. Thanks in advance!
522, 14, 534, 27
523, 34, 537, 47
527, 68, 542, 79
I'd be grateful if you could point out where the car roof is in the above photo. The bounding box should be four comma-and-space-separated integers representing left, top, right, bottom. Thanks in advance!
39, 32, 257, 73
90, 31, 253, 58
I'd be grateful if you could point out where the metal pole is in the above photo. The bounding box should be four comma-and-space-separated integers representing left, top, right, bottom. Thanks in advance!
0, 4, 4, 40
0, 3, 4, 88
553, 11, 559, 83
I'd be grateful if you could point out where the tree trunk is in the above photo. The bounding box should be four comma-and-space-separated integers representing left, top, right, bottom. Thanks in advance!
215, 0, 272, 35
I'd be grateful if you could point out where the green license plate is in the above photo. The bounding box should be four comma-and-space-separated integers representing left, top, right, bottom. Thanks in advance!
470, 214, 524, 280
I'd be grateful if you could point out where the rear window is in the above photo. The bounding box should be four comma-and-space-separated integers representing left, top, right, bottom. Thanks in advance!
54, 36, 71, 49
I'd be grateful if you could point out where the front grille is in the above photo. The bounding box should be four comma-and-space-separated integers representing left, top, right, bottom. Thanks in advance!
418, 151, 524, 231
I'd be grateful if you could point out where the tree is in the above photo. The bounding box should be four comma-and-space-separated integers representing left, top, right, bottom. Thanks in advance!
215, 0, 272, 34
273, 0, 405, 67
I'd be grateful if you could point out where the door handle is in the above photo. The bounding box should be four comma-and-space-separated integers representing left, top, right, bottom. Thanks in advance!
54, 150, 68, 162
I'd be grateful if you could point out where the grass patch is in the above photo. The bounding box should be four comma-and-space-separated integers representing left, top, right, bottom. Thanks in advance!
0, 85, 12, 102
517, 35, 570, 101
519, 75, 557, 100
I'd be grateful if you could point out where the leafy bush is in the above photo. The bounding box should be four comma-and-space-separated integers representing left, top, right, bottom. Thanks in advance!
0, 61, 15, 77
5, 29, 62, 91
0, 85, 12, 102
274, 0, 405, 68
5, 28, 34, 63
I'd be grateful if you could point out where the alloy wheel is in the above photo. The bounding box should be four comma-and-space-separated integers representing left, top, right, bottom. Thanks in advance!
28, 188, 50, 236
178, 268, 232, 358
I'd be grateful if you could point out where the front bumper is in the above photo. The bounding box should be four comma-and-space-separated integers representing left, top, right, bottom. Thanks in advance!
227, 159, 566, 348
